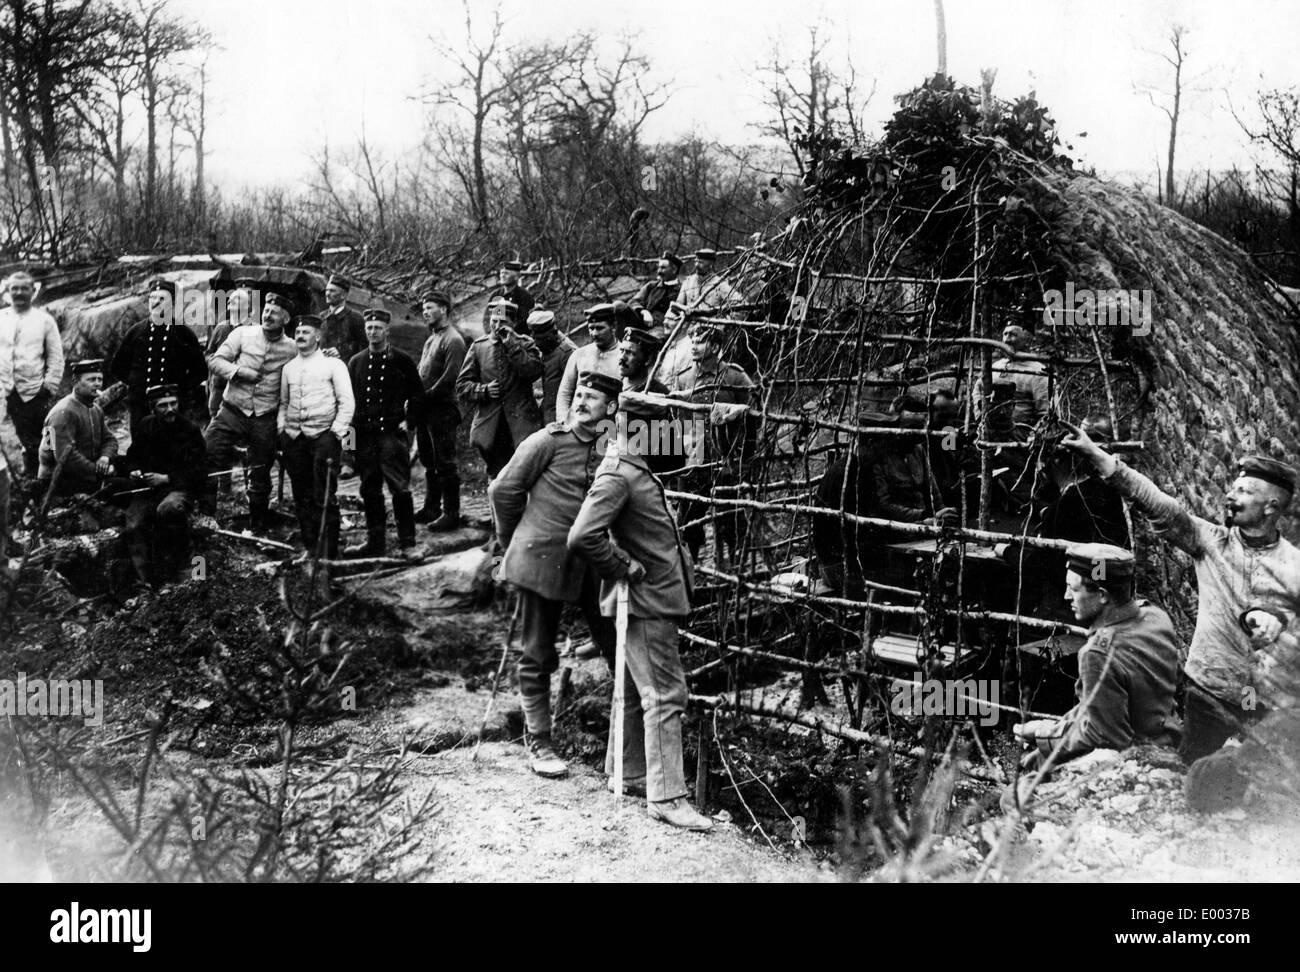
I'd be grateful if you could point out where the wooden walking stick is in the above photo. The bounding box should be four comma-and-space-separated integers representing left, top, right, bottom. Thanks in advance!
473, 593, 521, 761
610, 406, 630, 808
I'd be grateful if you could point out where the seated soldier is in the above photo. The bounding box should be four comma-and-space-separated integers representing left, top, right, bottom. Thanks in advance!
1014, 543, 1181, 775
36, 359, 120, 498
117, 383, 207, 589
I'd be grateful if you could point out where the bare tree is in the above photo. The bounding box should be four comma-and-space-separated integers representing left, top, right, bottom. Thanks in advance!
934, 0, 947, 78
1135, 25, 1205, 206
1235, 85, 1300, 251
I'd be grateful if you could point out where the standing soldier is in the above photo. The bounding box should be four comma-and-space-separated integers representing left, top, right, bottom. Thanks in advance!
206, 291, 297, 530
346, 309, 422, 557
36, 359, 117, 497
118, 383, 208, 590
1, 270, 65, 478
554, 303, 623, 421
1064, 429, 1300, 765
676, 248, 740, 313
567, 414, 712, 831
481, 260, 535, 333
278, 315, 355, 559
109, 277, 208, 434
528, 309, 576, 425
666, 322, 755, 561
414, 290, 467, 529
633, 253, 683, 328
319, 274, 367, 364
206, 281, 258, 421
456, 298, 543, 480
489, 371, 622, 779
619, 327, 676, 477
1013, 543, 1181, 774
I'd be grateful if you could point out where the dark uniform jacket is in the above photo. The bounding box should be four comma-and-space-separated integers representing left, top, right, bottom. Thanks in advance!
109, 320, 207, 410
538, 334, 577, 424
122, 414, 207, 496
320, 305, 367, 364
568, 451, 695, 620
481, 284, 535, 331
348, 346, 422, 434
1055, 599, 1181, 760
37, 394, 118, 483
633, 278, 680, 323
622, 375, 676, 477
456, 332, 544, 453
490, 422, 606, 602
670, 358, 753, 463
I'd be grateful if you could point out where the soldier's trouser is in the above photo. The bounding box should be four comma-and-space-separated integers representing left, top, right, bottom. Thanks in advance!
7, 388, 52, 477
478, 422, 517, 480
1179, 683, 1263, 765
125, 489, 193, 577
677, 467, 747, 559
603, 616, 689, 802
204, 404, 277, 515
517, 581, 616, 735
281, 430, 341, 558
356, 429, 415, 546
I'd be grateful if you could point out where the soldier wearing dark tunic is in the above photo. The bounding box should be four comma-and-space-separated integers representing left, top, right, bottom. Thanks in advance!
528, 310, 576, 425
481, 260, 535, 333
414, 290, 467, 529
345, 309, 423, 556
633, 253, 683, 327
319, 274, 367, 365
1015, 544, 1181, 774
36, 359, 119, 497
489, 370, 620, 779
456, 298, 544, 479
118, 383, 207, 589
109, 277, 208, 434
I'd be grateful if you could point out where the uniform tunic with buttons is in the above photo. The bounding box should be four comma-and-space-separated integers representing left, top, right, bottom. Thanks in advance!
348, 347, 421, 435
490, 421, 607, 602
320, 305, 367, 364
109, 319, 207, 410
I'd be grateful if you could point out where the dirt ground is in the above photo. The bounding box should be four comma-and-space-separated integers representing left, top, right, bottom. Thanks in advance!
3, 424, 1298, 883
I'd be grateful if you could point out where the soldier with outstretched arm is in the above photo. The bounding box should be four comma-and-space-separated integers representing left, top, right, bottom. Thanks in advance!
1062, 428, 1300, 765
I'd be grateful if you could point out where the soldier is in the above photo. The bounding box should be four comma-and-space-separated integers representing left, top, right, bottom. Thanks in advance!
278, 315, 355, 559
567, 407, 712, 831
117, 383, 207, 590
109, 277, 208, 435
481, 260, 535, 332
529, 309, 576, 424
1063, 429, 1300, 764
989, 324, 1051, 441
0, 395, 9, 559
618, 326, 677, 478
666, 322, 754, 561
633, 253, 683, 327
1014, 543, 1181, 773
205, 291, 297, 531
346, 309, 422, 557
319, 274, 367, 364
36, 359, 118, 497
554, 303, 623, 421
206, 281, 258, 420
456, 298, 543, 479
1, 270, 64, 478
489, 370, 621, 779
676, 248, 741, 313
414, 290, 467, 529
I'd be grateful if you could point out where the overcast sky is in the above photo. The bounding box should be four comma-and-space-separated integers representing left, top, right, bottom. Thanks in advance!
171, 0, 1298, 191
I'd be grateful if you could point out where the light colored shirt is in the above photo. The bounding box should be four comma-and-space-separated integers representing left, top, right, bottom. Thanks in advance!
1108, 459, 1300, 704
676, 273, 740, 312
554, 342, 622, 420
209, 326, 296, 417
0, 306, 64, 401
278, 349, 355, 439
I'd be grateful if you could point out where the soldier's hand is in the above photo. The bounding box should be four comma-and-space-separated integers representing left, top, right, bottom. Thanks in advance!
1060, 427, 1116, 474
709, 402, 746, 425
933, 507, 960, 527
235, 365, 259, 383
321, 347, 341, 359
485, 380, 502, 399
1244, 609, 1284, 647
626, 558, 647, 583
95, 456, 111, 476
143, 472, 169, 487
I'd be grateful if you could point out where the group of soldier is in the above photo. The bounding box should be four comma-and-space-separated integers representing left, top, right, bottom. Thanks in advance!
4, 255, 1297, 822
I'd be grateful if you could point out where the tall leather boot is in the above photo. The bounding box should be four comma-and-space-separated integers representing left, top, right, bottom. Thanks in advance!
428, 477, 461, 532
249, 497, 271, 535
414, 471, 441, 524
393, 492, 417, 551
